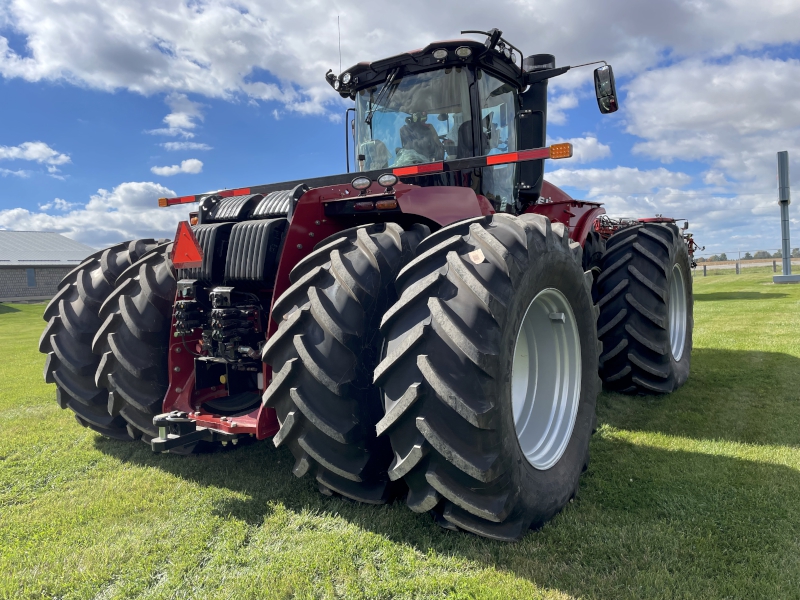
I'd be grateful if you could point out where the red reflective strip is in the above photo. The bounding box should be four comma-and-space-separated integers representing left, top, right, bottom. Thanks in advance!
486, 152, 516, 165
217, 190, 235, 198
393, 161, 444, 177
486, 148, 551, 166
166, 195, 199, 206
518, 148, 552, 161
233, 187, 250, 195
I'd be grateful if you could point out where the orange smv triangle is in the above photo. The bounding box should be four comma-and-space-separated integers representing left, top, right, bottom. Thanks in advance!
171, 221, 204, 269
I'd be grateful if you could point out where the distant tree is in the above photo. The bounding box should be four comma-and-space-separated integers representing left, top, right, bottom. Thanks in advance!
773, 250, 782, 258
744, 252, 753, 260
696, 256, 706, 263
718, 252, 728, 261
709, 255, 720, 262
792, 247, 800, 258
754, 250, 771, 259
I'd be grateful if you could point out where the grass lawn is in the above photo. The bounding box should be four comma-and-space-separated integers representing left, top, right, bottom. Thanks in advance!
1, 271, 799, 599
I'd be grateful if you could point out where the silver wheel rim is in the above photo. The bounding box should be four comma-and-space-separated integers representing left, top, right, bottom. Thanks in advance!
669, 263, 687, 361
511, 288, 582, 471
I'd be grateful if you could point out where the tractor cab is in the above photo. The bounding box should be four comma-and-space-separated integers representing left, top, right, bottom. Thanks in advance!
328, 29, 619, 212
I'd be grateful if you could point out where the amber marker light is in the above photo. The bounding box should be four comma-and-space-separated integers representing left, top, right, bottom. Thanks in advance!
549, 143, 573, 159
375, 199, 398, 210
158, 197, 169, 207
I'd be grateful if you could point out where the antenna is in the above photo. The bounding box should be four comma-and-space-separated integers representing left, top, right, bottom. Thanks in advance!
338, 16, 342, 74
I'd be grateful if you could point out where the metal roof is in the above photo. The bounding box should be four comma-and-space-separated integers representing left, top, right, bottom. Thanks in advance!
0, 231, 96, 266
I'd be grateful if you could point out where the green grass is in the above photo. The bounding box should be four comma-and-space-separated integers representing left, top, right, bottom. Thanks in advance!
1, 272, 799, 599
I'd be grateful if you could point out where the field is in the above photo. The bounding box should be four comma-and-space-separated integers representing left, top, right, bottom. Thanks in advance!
1, 271, 799, 599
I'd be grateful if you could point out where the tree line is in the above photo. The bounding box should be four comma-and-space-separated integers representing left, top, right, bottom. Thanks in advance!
696, 248, 800, 262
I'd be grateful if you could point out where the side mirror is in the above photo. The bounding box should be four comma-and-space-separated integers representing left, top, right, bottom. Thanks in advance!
683, 221, 689, 230
594, 65, 619, 114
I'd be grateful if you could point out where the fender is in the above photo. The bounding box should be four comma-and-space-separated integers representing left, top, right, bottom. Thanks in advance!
524, 180, 606, 246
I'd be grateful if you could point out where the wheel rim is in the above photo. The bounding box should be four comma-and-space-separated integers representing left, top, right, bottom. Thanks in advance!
669, 263, 687, 361
511, 288, 582, 471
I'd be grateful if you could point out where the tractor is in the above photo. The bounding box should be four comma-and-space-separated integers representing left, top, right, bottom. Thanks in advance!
39, 29, 694, 541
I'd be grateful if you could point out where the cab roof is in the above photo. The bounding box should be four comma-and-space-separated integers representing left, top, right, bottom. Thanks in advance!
335, 38, 524, 98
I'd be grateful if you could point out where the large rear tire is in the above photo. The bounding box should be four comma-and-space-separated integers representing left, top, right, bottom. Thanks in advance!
39, 239, 163, 439
262, 223, 427, 504
92, 243, 178, 441
596, 222, 693, 394
374, 214, 600, 541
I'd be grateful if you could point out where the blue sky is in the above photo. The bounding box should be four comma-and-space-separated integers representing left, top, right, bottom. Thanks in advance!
1, 0, 799, 255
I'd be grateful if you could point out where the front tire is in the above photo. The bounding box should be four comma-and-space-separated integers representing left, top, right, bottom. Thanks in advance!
596, 222, 693, 394
374, 214, 600, 540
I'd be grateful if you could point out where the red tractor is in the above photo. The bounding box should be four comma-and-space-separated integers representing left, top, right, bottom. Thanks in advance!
40, 29, 693, 541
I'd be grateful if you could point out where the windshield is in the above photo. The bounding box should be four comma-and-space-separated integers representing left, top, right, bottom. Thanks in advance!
355, 67, 472, 171
476, 68, 518, 211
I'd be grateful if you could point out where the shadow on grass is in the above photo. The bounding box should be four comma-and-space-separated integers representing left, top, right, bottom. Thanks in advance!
694, 291, 789, 301
93, 346, 800, 597
0, 304, 21, 314
599, 348, 800, 447
96, 425, 800, 598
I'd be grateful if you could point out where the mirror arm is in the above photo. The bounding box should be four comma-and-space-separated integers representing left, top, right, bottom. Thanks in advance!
522, 66, 570, 86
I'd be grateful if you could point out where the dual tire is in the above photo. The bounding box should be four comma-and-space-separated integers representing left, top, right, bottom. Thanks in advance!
596, 223, 693, 394
40, 239, 165, 440
264, 214, 600, 540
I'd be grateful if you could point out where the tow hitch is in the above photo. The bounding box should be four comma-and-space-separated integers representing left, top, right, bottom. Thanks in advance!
151, 411, 240, 452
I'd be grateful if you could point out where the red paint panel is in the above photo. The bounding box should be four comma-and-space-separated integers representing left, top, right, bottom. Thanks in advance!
396, 186, 484, 227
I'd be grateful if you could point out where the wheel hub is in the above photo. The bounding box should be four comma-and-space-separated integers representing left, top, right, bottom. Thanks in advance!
669, 263, 687, 361
511, 288, 582, 471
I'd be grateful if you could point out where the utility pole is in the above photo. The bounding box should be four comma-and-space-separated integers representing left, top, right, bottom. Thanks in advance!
774, 151, 800, 283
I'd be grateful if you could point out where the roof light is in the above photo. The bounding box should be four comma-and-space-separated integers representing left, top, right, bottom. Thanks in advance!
503, 47, 511, 59
549, 143, 573, 159
455, 46, 472, 59
342, 72, 351, 84
351, 176, 371, 190
334, 79, 341, 90
377, 173, 398, 188
432, 48, 448, 60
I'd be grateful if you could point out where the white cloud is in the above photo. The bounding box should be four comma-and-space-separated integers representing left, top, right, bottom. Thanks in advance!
0, 181, 185, 246
547, 166, 691, 198
625, 56, 800, 181
147, 93, 204, 138
0, 141, 70, 165
161, 141, 212, 151
547, 94, 578, 125
151, 158, 203, 176
0, 167, 30, 177
1, 0, 798, 115
38, 198, 74, 211
548, 135, 611, 164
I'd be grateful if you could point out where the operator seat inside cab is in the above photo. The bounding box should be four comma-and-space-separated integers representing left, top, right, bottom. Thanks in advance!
400, 112, 444, 162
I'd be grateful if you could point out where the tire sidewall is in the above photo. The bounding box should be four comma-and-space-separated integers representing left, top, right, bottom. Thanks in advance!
496, 244, 599, 525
